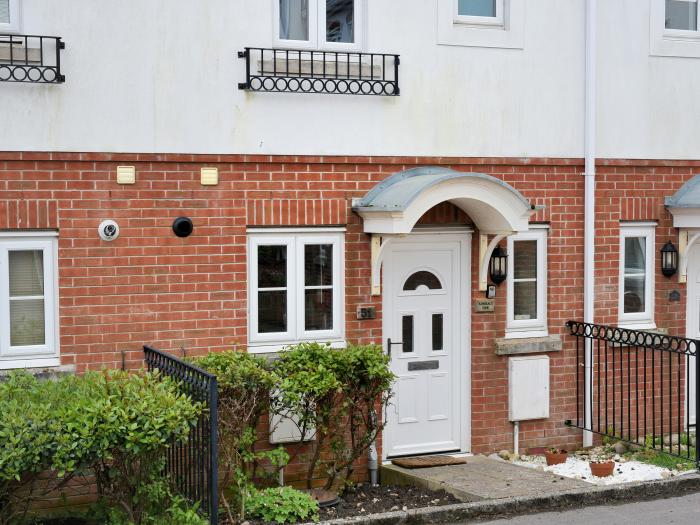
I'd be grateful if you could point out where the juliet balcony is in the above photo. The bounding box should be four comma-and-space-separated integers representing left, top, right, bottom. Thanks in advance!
238, 47, 399, 96
0, 34, 65, 84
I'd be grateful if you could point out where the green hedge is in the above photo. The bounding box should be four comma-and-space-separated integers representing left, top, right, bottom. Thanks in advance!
0, 370, 203, 525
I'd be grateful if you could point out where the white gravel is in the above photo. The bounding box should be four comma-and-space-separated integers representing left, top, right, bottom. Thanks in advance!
513, 456, 673, 486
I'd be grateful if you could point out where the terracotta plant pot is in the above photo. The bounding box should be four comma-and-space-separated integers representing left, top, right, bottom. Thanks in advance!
544, 450, 568, 466
590, 460, 615, 477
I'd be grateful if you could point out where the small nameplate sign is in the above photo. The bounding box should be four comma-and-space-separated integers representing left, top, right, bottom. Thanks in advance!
408, 360, 439, 371
475, 299, 495, 313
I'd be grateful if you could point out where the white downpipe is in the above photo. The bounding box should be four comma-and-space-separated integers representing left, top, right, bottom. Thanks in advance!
513, 421, 520, 455
583, 0, 597, 448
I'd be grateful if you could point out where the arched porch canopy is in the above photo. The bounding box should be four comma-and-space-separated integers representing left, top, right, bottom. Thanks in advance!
353, 167, 536, 235
353, 167, 540, 294
666, 174, 700, 283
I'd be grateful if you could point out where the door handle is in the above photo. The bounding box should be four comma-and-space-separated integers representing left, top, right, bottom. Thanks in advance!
387, 338, 403, 358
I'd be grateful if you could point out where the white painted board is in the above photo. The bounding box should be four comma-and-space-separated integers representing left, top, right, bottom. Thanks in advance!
508, 355, 550, 422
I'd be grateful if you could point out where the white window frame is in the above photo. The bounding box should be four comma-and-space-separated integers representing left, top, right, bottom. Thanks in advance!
619, 223, 656, 329
505, 226, 548, 339
0, 233, 60, 369
651, 0, 700, 58
454, 0, 505, 28
0, 0, 21, 33
272, 0, 364, 52
248, 229, 345, 352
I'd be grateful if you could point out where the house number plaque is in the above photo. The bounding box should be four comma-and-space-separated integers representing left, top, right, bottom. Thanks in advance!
475, 299, 495, 313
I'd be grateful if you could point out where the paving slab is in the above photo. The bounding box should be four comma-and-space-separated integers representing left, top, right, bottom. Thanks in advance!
380, 455, 590, 502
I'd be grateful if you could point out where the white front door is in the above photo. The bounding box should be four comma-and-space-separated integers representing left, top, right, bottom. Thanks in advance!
383, 232, 470, 458
685, 243, 699, 427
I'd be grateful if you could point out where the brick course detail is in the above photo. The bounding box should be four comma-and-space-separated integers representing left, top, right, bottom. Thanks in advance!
0, 152, 694, 457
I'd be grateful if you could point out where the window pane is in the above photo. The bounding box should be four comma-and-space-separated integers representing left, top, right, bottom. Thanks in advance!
0, 0, 9, 24
624, 276, 646, 314
326, 0, 354, 43
432, 314, 443, 351
10, 299, 45, 346
403, 270, 442, 291
258, 290, 287, 333
514, 281, 537, 320
624, 237, 646, 274
305, 244, 333, 286
513, 240, 537, 280
305, 289, 333, 331
279, 0, 309, 40
9, 251, 44, 297
258, 245, 287, 288
458, 0, 497, 17
402, 315, 413, 353
666, 0, 698, 30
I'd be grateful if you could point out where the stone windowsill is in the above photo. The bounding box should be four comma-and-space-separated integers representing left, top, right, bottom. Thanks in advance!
0, 364, 75, 381
495, 335, 562, 356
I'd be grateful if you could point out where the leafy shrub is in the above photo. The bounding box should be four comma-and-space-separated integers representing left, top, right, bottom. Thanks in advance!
245, 486, 319, 524
193, 351, 288, 522
0, 370, 202, 525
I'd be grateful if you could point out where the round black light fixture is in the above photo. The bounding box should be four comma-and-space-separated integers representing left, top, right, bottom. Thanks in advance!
661, 240, 678, 278
172, 217, 194, 238
489, 245, 508, 285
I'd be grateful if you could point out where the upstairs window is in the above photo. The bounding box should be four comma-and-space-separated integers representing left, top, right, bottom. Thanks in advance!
248, 230, 345, 351
275, 0, 363, 50
0, 0, 20, 33
666, 0, 698, 31
456, 0, 504, 26
619, 224, 656, 329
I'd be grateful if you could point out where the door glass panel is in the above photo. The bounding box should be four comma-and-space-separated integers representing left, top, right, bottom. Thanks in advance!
432, 314, 443, 351
666, 0, 698, 30
402, 315, 414, 353
279, 0, 310, 40
326, 0, 354, 43
403, 271, 442, 291
458, 0, 497, 17
305, 289, 333, 331
258, 245, 287, 288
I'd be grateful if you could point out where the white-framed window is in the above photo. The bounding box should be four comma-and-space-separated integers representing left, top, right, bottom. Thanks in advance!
438, 0, 524, 49
0, 0, 21, 33
506, 227, 548, 339
619, 223, 656, 329
455, 0, 505, 27
0, 233, 59, 369
651, 0, 700, 57
273, 0, 364, 51
248, 229, 345, 352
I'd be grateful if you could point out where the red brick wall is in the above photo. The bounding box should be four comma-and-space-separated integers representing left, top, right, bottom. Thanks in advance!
0, 152, 696, 458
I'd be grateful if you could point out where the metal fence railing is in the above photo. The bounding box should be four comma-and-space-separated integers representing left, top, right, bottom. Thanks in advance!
566, 321, 698, 467
0, 34, 65, 83
144, 346, 218, 524
238, 47, 400, 96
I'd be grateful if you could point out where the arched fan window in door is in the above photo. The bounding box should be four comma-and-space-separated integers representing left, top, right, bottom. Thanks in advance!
402, 270, 442, 292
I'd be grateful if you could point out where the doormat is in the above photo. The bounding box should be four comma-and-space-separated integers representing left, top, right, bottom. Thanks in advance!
392, 456, 467, 469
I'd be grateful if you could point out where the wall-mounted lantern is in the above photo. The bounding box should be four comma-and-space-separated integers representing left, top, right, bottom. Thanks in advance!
661, 241, 678, 278
489, 245, 508, 285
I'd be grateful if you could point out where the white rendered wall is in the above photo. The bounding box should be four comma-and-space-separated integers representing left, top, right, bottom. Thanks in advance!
0, 0, 697, 159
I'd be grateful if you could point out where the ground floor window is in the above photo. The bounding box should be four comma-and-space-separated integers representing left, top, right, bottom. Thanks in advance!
247, 229, 344, 351
619, 223, 656, 328
0, 233, 59, 368
506, 226, 548, 338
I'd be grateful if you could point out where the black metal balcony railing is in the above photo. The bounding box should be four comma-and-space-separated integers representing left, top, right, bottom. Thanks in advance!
0, 34, 65, 83
238, 47, 399, 96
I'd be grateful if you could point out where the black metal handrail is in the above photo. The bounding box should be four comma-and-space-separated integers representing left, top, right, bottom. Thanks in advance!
566, 321, 698, 467
144, 346, 218, 524
238, 47, 399, 96
0, 34, 65, 83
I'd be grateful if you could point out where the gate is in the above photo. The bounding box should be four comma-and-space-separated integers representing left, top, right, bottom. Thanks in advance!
144, 345, 218, 524
567, 321, 698, 466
